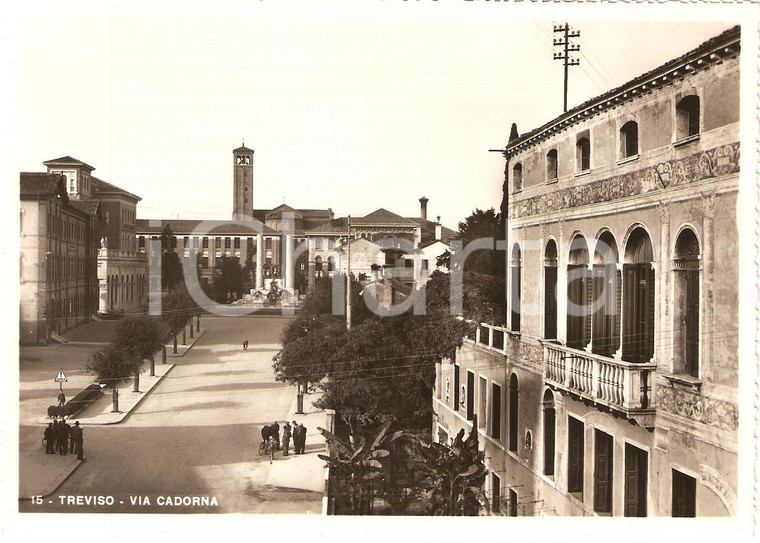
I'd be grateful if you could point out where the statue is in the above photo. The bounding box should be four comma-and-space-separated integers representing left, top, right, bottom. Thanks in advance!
100, 236, 107, 249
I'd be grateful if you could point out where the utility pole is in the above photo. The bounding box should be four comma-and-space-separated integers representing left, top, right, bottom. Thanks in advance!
553, 23, 580, 113
346, 216, 351, 330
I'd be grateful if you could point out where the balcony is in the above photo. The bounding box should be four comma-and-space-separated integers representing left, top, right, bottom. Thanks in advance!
541, 341, 656, 428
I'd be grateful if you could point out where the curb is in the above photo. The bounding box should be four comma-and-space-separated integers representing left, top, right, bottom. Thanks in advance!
101, 363, 177, 425
19, 457, 85, 501
165, 328, 206, 357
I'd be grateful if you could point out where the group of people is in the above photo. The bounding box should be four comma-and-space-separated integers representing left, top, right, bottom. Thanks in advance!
44, 419, 84, 460
260, 420, 307, 459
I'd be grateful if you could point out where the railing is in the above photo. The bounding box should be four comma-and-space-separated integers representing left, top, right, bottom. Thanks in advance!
473, 323, 508, 354
542, 341, 656, 417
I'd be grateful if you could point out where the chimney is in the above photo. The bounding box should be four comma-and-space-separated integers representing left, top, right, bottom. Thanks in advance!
435, 216, 442, 241
419, 196, 429, 220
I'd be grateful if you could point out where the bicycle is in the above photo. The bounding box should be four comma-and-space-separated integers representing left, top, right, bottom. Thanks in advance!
258, 440, 266, 456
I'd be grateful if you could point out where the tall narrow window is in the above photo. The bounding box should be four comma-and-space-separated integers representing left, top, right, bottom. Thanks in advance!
453, 362, 460, 412
491, 383, 502, 441
491, 473, 501, 513
478, 376, 487, 430
510, 244, 521, 332
567, 416, 584, 496
674, 229, 700, 377
624, 443, 648, 517
544, 240, 558, 339
508, 373, 519, 452
543, 390, 556, 476
620, 121, 639, 159
567, 235, 592, 350
676, 95, 700, 140
672, 469, 696, 517
594, 430, 614, 513
576, 137, 591, 171
513, 163, 523, 192
509, 489, 518, 517
466, 371, 475, 421
546, 149, 558, 180
623, 228, 655, 363
592, 232, 621, 358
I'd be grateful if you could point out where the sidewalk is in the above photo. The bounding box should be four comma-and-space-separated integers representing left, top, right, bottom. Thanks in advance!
264, 390, 331, 494
20, 328, 205, 500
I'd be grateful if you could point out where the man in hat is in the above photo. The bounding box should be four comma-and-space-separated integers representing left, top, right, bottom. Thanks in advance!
57, 418, 70, 455
69, 421, 84, 460
44, 423, 55, 454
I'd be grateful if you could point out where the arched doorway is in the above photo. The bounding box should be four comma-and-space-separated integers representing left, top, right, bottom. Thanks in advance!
623, 227, 655, 362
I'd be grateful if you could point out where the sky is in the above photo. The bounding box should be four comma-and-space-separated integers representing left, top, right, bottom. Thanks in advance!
3, 2, 743, 230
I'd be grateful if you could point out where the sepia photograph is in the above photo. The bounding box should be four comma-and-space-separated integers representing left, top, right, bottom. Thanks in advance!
4, 0, 759, 540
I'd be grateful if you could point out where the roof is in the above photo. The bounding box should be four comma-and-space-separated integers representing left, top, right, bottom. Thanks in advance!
265, 204, 303, 219
135, 218, 279, 236
233, 145, 255, 153
506, 25, 740, 156
304, 217, 349, 235
20, 173, 67, 199
352, 208, 419, 226
407, 217, 456, 245
91, 177, 141, 201
68, 200, 100, 216
43, 156, 95, 172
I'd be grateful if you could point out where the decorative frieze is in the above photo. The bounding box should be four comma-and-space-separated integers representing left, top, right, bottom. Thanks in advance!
655, 385, 738, 432
510, 143, 739, 219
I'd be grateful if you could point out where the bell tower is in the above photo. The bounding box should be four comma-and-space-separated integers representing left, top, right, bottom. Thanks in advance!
232, 143, 254, 221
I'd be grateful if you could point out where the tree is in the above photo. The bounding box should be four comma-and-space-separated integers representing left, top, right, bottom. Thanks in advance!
86, 344, 141, 388
211, 255, 244, 303
273, 275, 468, 431
413, 415, 487, 516
160, 224, 183, 292
112, 315, 166, 376
453, 208, 505, 277
318, 420, 402, 514
162, 287, 194, 354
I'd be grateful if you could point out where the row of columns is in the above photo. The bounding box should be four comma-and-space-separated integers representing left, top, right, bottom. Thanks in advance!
252, 232, 294, 291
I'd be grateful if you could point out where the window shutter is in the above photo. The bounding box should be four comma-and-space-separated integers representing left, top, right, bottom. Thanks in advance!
624, 444, 648, 517
685, 270, 700, 376
592, 265, 605, 354
544, 266, 558, 339
622, 264, 636, 360
594, 430, 613, 513
453, 363, 460, 411
567, 417, 584, 493
645, 265, 656, 361
567, 265, 584, 349
613, 267, 622, 355
584, 268, 594, 348
543, 407, 555, 476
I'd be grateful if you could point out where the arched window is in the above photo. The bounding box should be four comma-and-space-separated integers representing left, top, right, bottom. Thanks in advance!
546, 149, 558, 180
510, 245, 521, 332
542, 390, 556, 476
576, 137, 590, 171
314, 256, 323, 277
676, 95, 700, 140
508, 373, 519, 452
620, 121, 639, 159
544, 240, 558, 339
327, 256, 335, 272
623, 228, 655, 362
567, 235, 591, 350
592, 232, 621, 357
674, 229, 700, 377
513, 163, 523, 192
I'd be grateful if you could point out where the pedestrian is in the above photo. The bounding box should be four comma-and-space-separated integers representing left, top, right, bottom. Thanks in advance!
272, 421, 280, 450
295, 423, 306, 454
44, 423, 55, 454
51, 420, 58, 452
281, 422, 291, 456
57, 391, 66, 408
70, 421, 84, 460
57, 419, 70, 455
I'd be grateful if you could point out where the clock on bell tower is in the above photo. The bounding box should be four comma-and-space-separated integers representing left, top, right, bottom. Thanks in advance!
232, 143, 254, 221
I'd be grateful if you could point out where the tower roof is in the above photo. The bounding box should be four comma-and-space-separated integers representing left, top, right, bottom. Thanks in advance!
43, 156, 96, 172
233, 145, 255, 153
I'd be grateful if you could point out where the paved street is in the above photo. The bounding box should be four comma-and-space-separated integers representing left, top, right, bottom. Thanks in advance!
19, 314, 323, 514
